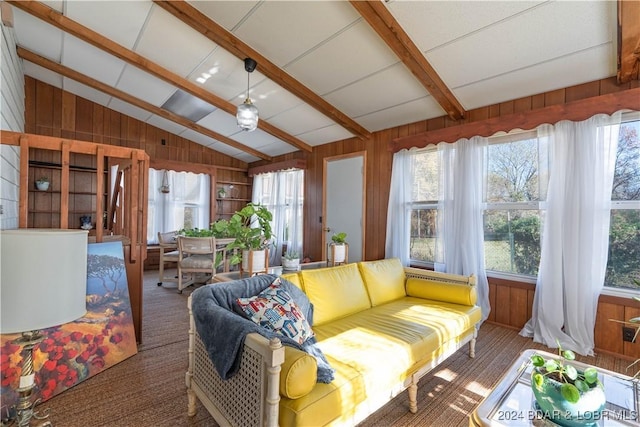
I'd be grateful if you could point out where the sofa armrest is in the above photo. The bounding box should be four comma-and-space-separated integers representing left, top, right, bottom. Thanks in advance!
403, 268, 477, 306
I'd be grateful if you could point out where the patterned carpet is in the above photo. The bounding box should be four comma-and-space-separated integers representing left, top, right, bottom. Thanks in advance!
39, 270, 631, 427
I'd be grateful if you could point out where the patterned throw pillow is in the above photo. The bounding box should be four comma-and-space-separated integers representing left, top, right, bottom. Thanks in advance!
237, 279, 315, 345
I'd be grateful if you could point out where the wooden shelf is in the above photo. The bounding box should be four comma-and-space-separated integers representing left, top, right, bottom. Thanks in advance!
216, 198, 251, 202
217, 180, 251, 186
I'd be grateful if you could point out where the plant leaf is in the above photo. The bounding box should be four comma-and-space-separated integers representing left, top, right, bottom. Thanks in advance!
574, 379, 589, 393
531, 355, 545, 367
562, 349, 576, 361
560, 383, 580, 403
532, 372, 545, 389
583, 367, 598, 384
565, 365, 578, 381
544, 359, 559, 372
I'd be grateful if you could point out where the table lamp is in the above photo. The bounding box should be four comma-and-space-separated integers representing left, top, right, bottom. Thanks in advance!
1, 229, 88, 426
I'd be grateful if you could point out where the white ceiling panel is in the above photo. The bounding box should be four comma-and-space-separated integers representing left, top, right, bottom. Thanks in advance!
255, 140, 297, 157
23, 62, 63, 89
387, 1, 545, 52
356, 96, 446, 133
135, 4, 218, 78
197, 110, 241, 137
62, 78, 112, 107
284, 21, 400, 95
455, 44, 616, 111
268, 104, 336, 137
65, 1, 152, 50
235, 152, 261, 163
324, 63, 427, 118
191, 50, 268, 103
426, 1, 615, 89
116, 65, 177, 107
231, 128, 281, 149
249, 79, 305, 120
12, 8, 63, 62
188, 0, 259, 32
146, 115, 188, 136
61, 34, 126, 87
107, 98, 153, 123
179, 128, 220, 148
233, 1, 359, 67
297, 125, 355, 147
208, 143, 251, 161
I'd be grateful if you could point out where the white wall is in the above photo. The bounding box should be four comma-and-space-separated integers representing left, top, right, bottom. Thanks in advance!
1, 11, 25, 230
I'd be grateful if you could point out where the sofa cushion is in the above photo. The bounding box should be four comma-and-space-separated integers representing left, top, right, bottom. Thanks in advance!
280, 346, 317, 399
406, 277, 477, 306
300, 264, 371, 326
358, 258, 406, 306
280, 272, 303, 290
237, 281, 315, 345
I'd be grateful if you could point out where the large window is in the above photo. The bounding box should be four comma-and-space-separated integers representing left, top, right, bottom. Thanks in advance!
147, 169, 210, 244
408, 116, 640, 289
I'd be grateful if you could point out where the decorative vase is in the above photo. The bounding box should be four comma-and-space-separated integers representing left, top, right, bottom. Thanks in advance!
35, 181, 49, 191
80, 215, 92, 230
241, 249, 267, 274
531, 367, 606, 427
329, 243, 346, 263
282, 258, 300, 271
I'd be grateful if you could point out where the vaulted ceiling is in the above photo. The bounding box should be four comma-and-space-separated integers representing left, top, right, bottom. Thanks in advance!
5, 1, 639, 163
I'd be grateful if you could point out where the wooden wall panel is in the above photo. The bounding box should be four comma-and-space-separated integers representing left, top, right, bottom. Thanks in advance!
595, 302, 624, 355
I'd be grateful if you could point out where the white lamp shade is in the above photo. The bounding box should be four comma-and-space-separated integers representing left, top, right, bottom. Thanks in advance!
236, 100, 259, 131
1, 229, 88, 334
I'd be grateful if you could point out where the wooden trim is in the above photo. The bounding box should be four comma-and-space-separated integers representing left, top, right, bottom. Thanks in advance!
154, 0, 370, 142
17, 47, 272, 162
8, 1, 308, 154
60, 142, 70, 228
95, 147, 104, 241
617, 0, 640, 83
350, 0, 465, 121
247, 159, 307, 177
150, 159, 220, 176
390, 87, 640, 152
18, 136, 29, 227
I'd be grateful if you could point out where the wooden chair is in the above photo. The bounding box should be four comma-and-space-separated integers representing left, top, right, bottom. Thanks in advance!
177, 236, 217, 293
157, 231, 180, 286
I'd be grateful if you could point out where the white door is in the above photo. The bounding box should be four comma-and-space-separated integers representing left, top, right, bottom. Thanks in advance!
323, 152, 366, 262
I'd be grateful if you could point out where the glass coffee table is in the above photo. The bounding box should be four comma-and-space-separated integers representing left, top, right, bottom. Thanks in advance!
470, 349, 640, 426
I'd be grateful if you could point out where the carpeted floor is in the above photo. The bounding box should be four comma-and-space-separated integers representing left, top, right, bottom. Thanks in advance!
39, 269, 632, 427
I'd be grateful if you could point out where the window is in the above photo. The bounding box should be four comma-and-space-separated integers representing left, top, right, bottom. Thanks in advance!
147, 169, 210, 244
407, 115, 639, 288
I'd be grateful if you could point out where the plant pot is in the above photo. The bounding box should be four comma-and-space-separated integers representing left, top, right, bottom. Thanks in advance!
241, 249, 267, 274
329, 243, 346, 263
531, 367, 605, 427
282, 258, 300, 271
35, 181, 49, 191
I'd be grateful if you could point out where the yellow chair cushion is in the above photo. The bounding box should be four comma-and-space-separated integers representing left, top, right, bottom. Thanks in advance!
358, 258, 406, 306
280, 346, 317, 399
405, 277, 477, 306
300, 264, 371, 326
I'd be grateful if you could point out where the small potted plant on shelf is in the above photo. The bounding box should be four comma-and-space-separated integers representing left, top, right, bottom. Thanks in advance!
328, 231, 347, 264
35, 176, 50, 191
529, 341, 605, 426
217, 187, 227, 199
282, 250, 300, 271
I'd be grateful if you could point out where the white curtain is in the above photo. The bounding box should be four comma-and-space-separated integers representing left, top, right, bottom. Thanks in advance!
147, 169, 210, 244
252, 169, 304, 266
520, 113, 621, 355
435, 136, 491, 323
385, 149, 413, 265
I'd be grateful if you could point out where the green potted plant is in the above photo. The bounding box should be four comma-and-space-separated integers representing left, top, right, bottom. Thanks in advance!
35, 176, 50, 191
221, 203, 273, 273
282, 250, 300, 271
328, 231, 347, 264
530, 342, 605, 426
217, 187, 227, 199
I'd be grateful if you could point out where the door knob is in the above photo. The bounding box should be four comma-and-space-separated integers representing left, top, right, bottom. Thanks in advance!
323, 227, 331, 232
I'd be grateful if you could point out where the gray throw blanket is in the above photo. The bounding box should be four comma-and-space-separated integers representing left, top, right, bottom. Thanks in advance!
191, 274, 335, 383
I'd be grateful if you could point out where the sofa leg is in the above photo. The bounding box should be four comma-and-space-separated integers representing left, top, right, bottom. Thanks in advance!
469, 333, 477, 358
408, 381, 418, 414
187, 387, 197, 417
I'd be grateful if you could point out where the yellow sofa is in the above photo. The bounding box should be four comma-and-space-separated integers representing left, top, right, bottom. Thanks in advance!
186, 258, 481, 426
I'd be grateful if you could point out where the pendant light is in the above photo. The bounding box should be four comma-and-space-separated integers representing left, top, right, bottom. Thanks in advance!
236, 58, 259, 132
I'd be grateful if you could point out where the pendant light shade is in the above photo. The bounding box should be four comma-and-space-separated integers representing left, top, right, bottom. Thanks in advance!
237, 58, 259, 131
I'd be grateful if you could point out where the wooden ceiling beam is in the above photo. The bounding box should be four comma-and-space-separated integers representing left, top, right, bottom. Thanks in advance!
350, 0, 466, 121
8, 0, 309, 154
153, 0, 372, 141
617, 0, 640, 83
17, 47, 273, 162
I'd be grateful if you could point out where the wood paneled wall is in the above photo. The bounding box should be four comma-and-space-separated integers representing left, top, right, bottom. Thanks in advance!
24, 76, 247, 170
251, 76, 640, 359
